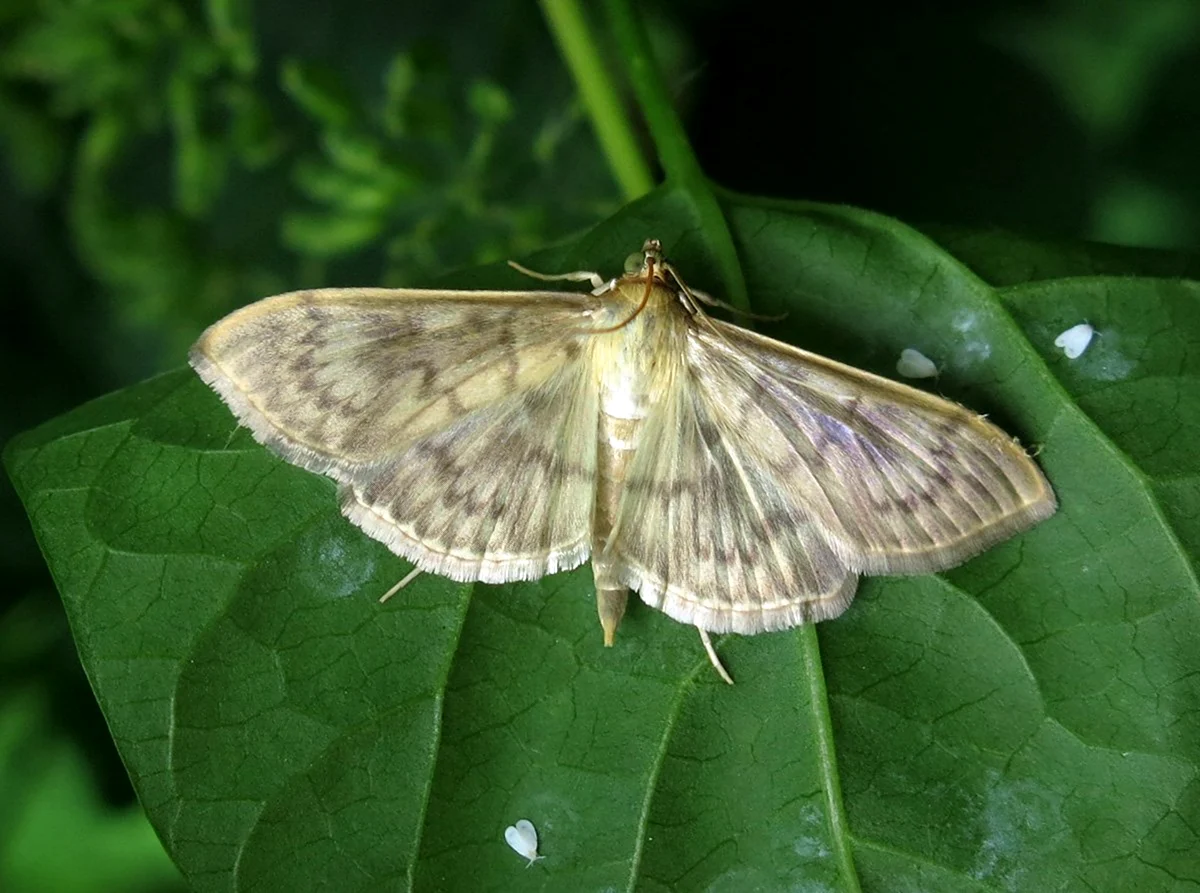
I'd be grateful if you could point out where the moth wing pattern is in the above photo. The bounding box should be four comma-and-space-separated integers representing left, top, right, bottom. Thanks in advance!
689, 319, 1057, 573
610, 315, 1056, 634
191, 287, 602, 582
609, 346, 858, 635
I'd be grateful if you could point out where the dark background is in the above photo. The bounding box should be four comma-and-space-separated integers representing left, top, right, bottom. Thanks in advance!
3, 0, 1198, 887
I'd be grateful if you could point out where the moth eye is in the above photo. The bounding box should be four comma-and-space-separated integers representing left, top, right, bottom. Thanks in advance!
623, 252, 644, 274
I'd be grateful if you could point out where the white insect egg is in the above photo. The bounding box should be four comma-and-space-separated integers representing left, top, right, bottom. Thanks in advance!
1054, 323, 1094, 359
504, 819, 543, 866
896, 348, 938, 379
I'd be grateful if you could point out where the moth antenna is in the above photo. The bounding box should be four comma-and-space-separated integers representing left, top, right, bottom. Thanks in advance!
507, 259, 605, 291
658, 259, 783, 325
689, 301, 739, 354
690, 287, 787, 322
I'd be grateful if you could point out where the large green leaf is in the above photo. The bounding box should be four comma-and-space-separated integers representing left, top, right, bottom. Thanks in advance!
7, 187, 1200, 891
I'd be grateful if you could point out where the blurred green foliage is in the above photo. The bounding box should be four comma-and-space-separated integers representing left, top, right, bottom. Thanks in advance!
0, 0, 617, 368
3, 0, 1200, 890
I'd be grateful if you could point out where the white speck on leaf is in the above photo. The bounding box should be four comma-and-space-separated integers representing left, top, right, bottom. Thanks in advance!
504, 819, 543, 866
946, 311, 992, 366
951, 309, 980, 334
1054, 323, 1094, 359
896, 348, 938, 379
791, 803, 832, 859
304, 537, 376, 598
971, 772, 1062, 891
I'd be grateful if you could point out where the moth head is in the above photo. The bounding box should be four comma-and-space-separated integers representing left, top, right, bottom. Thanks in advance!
615, 240, 702, 321
623, 239, 665, 277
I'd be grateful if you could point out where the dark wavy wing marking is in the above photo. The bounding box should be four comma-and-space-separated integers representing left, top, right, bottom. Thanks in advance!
610, 358, 857, 635
191, 287, 601, 580
685, 319, 1057, 575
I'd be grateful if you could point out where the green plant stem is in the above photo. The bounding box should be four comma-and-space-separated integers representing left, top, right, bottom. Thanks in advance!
799, 625, 862, 891
601, 0, 747, 310
538, 0, 655, 202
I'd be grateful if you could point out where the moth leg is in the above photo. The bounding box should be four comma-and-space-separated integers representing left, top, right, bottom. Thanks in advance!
507, 260, 605, 291
698, 629, 735, 685
597, 587, 628, 647
379, 566, 422, 603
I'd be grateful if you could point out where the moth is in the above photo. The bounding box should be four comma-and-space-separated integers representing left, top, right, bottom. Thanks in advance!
190, 239, 1056, 683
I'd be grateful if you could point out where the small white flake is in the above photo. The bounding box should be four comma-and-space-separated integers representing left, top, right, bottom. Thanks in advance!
896, 348, 938, 379
504, 819, 543, 866
1054, 323, 1094, 359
